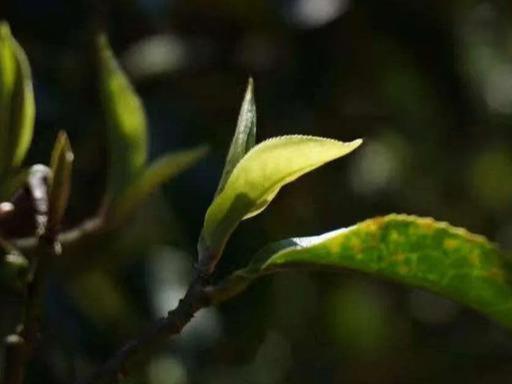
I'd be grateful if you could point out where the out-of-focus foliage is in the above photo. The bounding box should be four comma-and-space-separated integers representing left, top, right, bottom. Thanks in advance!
0, 21, 34, 197
48, 131, 73, 233
98, 35, 206, 225
97, 34, 148, 199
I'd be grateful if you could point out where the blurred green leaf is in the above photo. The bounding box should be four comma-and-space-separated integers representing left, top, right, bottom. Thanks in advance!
199, 136, 362, 273
0, 239, 28, 292
108, 145, 208, 225
215, 78, 256, 196
0, 21, 35, 175
97, 34, 147, 198
215, 214, 512, 328
48, 131, 74, 233
70, 270, 142, 331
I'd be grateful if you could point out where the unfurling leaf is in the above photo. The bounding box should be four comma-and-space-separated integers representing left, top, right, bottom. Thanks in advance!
0, 21, 35, 175
198, 135, 362, 273
213, 214, 512, 328
48, 131, 74, 233
97, 34, 147, 198
215, 78, 256, 196
108, 145, 208, 225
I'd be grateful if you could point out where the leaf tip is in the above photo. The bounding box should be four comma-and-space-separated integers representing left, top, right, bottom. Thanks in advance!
0, 20, 11, 37
246, 76, 254, 92
351, 138, 363, 149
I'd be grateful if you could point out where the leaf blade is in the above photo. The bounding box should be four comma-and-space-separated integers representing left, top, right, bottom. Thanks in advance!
48, 131, 74, 233
218, 214, 512, 328
199, 135, 362, 273
0, 22, 35, 174
108, 145, 208, 225
215, 78, 256, 196
97, 34, 148, 198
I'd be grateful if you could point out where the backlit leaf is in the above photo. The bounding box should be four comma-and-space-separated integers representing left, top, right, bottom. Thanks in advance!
215, 78, 256, 196
213, 214, 512, 328
199, 136, 362, 273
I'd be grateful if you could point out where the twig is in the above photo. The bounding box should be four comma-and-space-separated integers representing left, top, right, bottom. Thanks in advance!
76, 274, 211, 384
12, 216, 104, 250
1, 167, 60, 384
76, 266, 258, 384
2, 236, 60, 384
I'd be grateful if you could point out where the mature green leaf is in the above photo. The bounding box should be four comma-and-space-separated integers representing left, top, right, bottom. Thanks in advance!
213, 214, 512, 328
215, 78, 256, 196
97, 34, 148, 197
199, 136, 362, 273
108, 145, 208, 225
48, 131, 74, 233
0, 21, 35, 174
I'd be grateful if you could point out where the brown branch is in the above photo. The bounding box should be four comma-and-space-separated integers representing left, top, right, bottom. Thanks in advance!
1, 167, 59, 384
76, 275, 211, 384
12, 216, 104, 250
2, 237, 60, 384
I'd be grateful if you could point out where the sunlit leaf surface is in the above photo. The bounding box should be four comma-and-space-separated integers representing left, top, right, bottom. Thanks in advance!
217, 214, 512, 328
199, 136, 362, 272
215, 78, 256, 196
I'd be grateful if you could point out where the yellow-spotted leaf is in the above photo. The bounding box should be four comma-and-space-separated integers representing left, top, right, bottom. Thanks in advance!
108, 145, 208, 225
215, 78, 256, 196
48, 131, 74, 233
212, 214, 512, 328
198, 136, 362, 273
0, 21, 35, 174
97, 34, 147, 198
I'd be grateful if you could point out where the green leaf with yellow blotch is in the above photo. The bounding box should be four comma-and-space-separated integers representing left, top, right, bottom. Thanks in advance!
198, 136, 362, 273
212, 214, 512, 328
108, 145, 208, 225
0, 21, 35, 175
97, 34, 147, 198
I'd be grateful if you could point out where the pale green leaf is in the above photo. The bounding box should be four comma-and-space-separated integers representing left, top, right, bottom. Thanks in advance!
199, 136, 362, 273
215, 78, 256, 196
48, 131, 74, 232
213, 214, 512, 328
97, 34, 148, 197
108, 145, 208, 225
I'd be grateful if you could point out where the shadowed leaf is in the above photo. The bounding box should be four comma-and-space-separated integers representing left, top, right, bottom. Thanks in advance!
48, 131, 74, 233
0, 248, 28, 292
109, 145, 208, 225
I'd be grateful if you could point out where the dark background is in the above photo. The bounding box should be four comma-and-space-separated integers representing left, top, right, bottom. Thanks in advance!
2, 0, 512, 383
